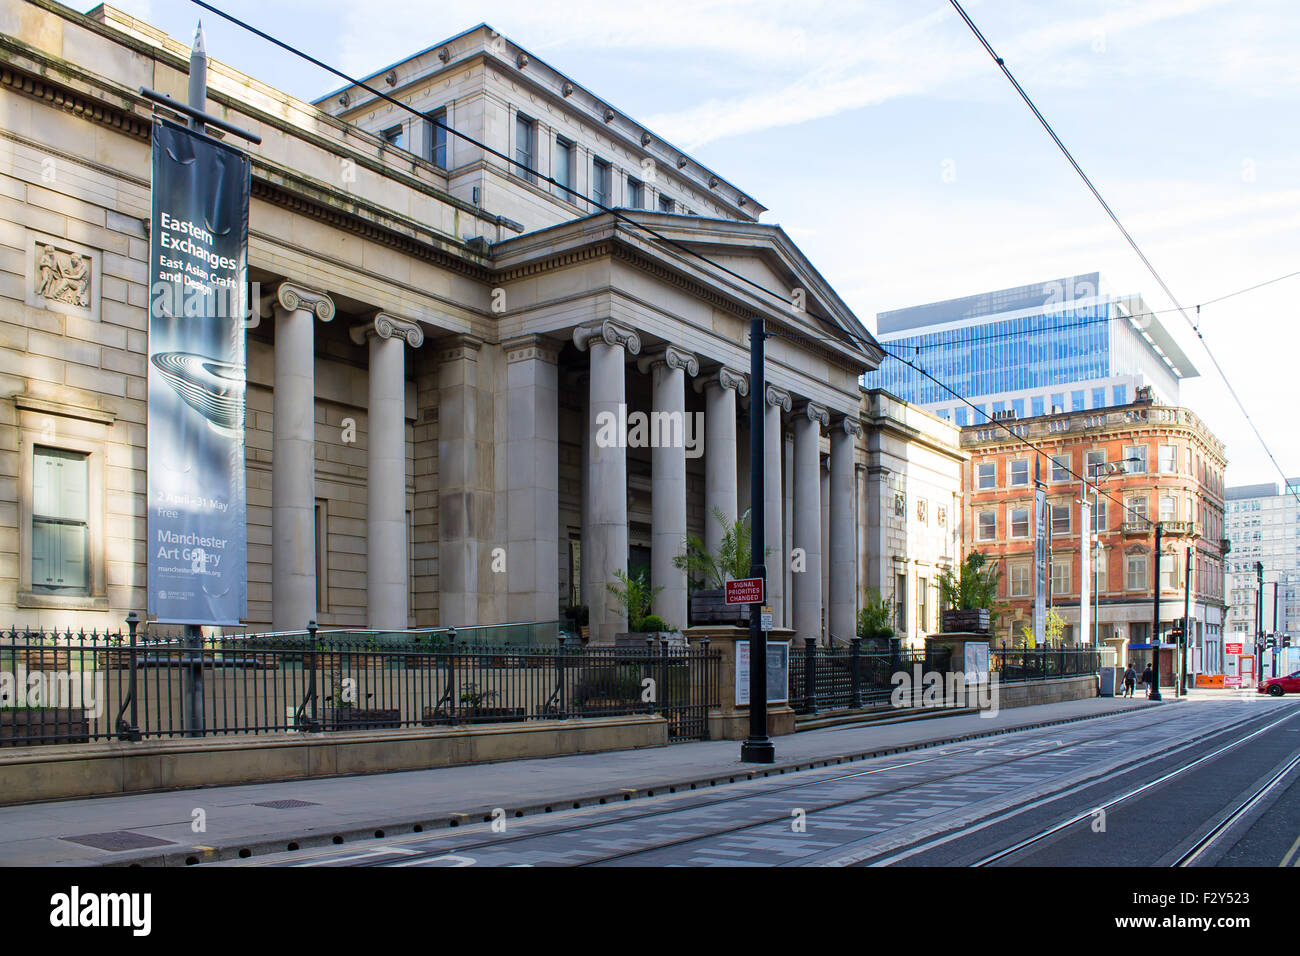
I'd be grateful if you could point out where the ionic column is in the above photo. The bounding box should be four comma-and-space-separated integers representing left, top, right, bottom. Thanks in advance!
700, 366, 748, 558
829, 415, 863, 642
640, 345, 699, 631
764, 385, 791, 627
792, 400, 829, 641
351, 314, 423, 630
575, 320, 641, 643
437, 334, 486, 627
504, 336, 561, 625
271, 281, 334, 633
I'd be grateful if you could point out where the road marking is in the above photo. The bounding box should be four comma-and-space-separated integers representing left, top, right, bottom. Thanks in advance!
1279, 831, 1300, 868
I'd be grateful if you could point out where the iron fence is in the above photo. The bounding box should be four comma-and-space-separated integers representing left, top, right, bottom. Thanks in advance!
0, 622, 719, 745
991, 648, 1101, 682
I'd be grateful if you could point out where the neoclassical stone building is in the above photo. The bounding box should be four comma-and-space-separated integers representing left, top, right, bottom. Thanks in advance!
0, 4, 918, 643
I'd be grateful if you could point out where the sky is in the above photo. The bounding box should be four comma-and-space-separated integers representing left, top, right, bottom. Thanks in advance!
105, 0, 1300, 490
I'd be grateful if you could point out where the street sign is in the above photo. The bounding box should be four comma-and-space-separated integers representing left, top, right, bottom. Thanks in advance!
760, 606, 773, 631
736, 641, 789, 705
725, 577, 765, 605
1226, 642, 1243, 655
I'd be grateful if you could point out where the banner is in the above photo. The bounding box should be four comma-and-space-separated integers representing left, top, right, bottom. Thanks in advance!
147, 118, 249, 625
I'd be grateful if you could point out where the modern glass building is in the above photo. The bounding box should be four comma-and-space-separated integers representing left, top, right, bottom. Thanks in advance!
865, 273, 1198, 425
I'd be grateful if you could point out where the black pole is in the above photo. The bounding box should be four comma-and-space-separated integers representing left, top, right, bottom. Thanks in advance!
1150, 523, 1162, 700
741, 317, 774, 763
1181, 546, 1191, 697
1256, 561, 1264, 675
1273, 581, 1279, 678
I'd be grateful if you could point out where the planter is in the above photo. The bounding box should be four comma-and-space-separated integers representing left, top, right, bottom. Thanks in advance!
326, 707, 400, 731
688, 588, 751, 627
941, 608, 990, 634
421, 705, 527, 726
613, 631, 684, 649
0, 708, 90, 745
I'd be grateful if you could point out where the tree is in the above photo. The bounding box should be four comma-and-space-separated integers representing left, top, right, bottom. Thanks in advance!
939, 550, 1002, 613
673, 508, 768, 590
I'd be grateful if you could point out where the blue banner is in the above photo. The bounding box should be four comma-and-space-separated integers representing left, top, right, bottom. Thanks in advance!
147, 118, 249, 625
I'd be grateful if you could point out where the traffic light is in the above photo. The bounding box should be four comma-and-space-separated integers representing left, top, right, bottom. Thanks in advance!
1286, 634, 1293, 648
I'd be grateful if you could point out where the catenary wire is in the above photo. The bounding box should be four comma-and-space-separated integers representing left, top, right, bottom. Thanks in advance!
184, 0, 1232, 534
947, 0, 1299, 506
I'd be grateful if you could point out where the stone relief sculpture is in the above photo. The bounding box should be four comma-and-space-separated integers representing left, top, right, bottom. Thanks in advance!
35, 243, 91, 308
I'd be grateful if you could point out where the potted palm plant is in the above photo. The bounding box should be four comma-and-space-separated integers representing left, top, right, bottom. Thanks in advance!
673, 508, 769, 627
938, 550, 1001, 634
607, 568, 679, 647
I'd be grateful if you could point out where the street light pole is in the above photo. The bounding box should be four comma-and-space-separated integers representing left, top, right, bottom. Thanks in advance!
1151, 521, 1163, 701
1181, 545, 1191, 697
740, 317, 773, 764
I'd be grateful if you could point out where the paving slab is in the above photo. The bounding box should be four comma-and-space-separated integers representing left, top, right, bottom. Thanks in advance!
0, 696, 1166, 866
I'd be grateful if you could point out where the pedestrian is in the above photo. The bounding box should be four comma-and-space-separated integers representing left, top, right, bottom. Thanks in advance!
1123, 664, 1136, 698
1141, 663, 1154, 698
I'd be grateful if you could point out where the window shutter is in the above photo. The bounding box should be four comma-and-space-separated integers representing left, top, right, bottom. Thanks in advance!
32, 520, 55, 586
59, 523, 88, 590
59, 452, 89, 522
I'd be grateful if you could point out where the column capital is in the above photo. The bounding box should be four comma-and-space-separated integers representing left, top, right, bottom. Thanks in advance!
435, 333, 485, 362
765, 384, 791, 411
695, 365, 749, 397
573, 319, 641, 355
636, 344, 698, 376
349, 312, 424, 348
275, 281, 335, 322
835, 414, 863, 437
502, 333, 561, 365
795, 399, 829, 426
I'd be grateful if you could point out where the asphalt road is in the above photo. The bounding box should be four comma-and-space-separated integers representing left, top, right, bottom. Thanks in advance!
228, 697, 1300, 867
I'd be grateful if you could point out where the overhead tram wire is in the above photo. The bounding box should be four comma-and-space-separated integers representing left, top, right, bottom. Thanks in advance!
947, 0, 1299, 506
189, 0, 1222, 528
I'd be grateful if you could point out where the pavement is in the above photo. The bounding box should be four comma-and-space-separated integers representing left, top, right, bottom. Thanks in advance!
0, 696, 1170, 866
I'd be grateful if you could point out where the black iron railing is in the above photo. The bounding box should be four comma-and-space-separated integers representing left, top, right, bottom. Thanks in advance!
991, 648, 1102, 682
0, 624, 720, 745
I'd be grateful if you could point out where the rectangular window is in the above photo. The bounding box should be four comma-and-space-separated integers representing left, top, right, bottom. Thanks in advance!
1113, 384, 1126, 405
977, 462, 996, 489
1051, 502, 1071, 536
993, 400, 1006, 416
592, 158, 611, 207
1158, 444, 1177, 474
626, 176, 643, 208
1031, 396, 1044, 417
1050, 454, 1070, 483
32, 447, 89, 594
553, 135, 575, 200
1086, 449, 1106, 478
514, 113, 536, 182
918, 576, 929, 633
426, 108, 447, 168
1051, 393, 1065, 412
1160, 495, 1177, 523
896, 573, 907, 632
1123, 444, 1148, 474
1127, 495, 1149, 523
978, 511, 996, 541
1071, 390, 1085, 411
1010, 459, 1029, 486
1126, 555, 1148, 590
1010, 563, 1030, 598
955, 407, 968, 427
1011, 507, 1029, 538
1051, 559, 1070, 597
1164, 552, 1180, 590
658, 193, 674, 213
1092, 387, 1105, 408
381, 124, 405, 150
1012, 398, 1025, 418
1091, 498, 1107, 533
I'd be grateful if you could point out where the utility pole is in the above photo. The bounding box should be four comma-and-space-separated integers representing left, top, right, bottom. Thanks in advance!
1256, 561, 1264, 679
1273, 580, 1279, 679
1180, 545, 1191, 696
1150, 522, 1162, 701
740, 317, 773, 764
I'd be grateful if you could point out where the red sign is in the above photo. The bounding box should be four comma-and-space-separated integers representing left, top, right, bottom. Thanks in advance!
1226, 643, 1243, 655
725, 577, 765, 605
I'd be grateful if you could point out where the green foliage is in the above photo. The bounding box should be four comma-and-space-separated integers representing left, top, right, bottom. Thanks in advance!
563, 603, 589, 626
856, 588, 894, 642
459, 682, 496, 707
606, 567, 666, 632
639, 615, 677, 634
673, 508, 768, 590
939, 550, 1003, 614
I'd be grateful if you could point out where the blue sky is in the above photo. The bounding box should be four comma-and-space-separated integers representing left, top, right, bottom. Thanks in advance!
112, 0, 1299, 488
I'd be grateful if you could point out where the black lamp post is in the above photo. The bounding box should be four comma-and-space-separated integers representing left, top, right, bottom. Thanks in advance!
740, 317, 773, 764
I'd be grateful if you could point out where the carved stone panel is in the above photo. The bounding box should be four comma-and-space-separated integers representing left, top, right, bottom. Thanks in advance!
26, 232, 100, 321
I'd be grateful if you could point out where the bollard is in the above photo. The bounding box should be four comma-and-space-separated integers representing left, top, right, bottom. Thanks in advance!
305, 620, 320, 731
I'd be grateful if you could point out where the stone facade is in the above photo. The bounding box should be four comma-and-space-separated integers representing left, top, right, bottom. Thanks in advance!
0, 3, 953, 647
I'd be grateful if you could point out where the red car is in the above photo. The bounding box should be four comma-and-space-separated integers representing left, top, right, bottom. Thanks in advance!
1257, 671, 1300, 696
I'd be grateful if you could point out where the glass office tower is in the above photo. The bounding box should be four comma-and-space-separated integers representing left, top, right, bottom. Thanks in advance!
864, 273, 1197, 424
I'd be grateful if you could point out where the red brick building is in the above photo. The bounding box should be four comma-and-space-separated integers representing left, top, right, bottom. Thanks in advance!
960, 393, 1228, 677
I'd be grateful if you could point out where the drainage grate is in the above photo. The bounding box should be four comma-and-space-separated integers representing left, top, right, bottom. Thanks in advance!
62, 831, 176, 852
253, 799, 320, 810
